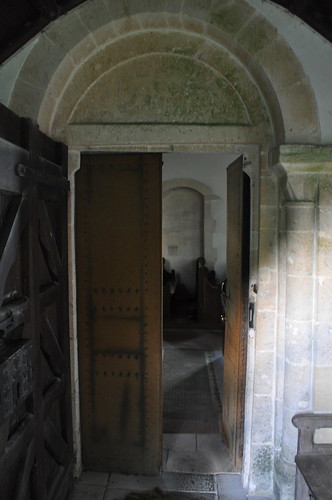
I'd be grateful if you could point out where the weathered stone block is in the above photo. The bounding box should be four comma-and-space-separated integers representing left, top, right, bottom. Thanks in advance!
256, 39, 305, 92
285, 275, 314, 322
104, 0, 138, 19
284, 319, 312, 365
278, 83, 320, 143
319, 178, 332, 206
14, 34, 66, 91
274, 395, 284, 449
315, 323, 332, 366
281, 406, 300, 462
257, 267, 271, 284
259, 228, 277, 270
255, 311, 277, 351
76, 0, 114, 32
43, 54, 75, 101
183, 0, 213, 21
139, 12, 171, 29
236, 14, 278, 54
257, 271, 278, 311
38, 93, 57, 134
254, 353, 274, 396
284, 174, 305, 200
319, 207, 332, 232
317, 277, 332, 322
276, 319, 285, 360
45, 11, 90, 54
317, 232, 332, 276
286, 202, 315, 231
249, 444, 274, 493
92, 21, 123, 46
251, 396, 273, 444
303, 174, 320, 200
286, 231, 314, 276
314, 366, 332, 411
113, 13, 143, 35
260, 175, 277, 206
68, 34, 98, 66
283, 360, 311, 410
180, 13, 206, 35
10, 80, 44, 120
209, 1, 255, 35
260, 206, 277, 230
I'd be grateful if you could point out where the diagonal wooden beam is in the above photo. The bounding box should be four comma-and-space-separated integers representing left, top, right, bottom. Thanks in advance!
43, 377, 65, 418
0, 197, 28, 304
14, 439, 35, 500
44, 417, 68, 466
0, 414, 34, 474
40, 315, 65, 377
38, 200, 62, 280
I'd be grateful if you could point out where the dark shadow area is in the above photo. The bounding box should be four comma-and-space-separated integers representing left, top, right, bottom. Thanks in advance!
163, 329, 223, 434
162, 328, 233, 474
163, 257, 226, 332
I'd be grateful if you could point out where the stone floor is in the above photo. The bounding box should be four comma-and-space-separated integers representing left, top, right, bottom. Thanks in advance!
163, 433, 234, 474
69, 469, 247, 499
69, 329, 266, 499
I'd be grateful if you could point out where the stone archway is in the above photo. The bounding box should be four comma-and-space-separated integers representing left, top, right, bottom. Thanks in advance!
8, 3, 319, 144
4, 1, 323, 496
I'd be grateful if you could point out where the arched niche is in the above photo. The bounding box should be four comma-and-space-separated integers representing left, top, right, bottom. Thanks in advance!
162, 187, 204, 295
163, 178, 222, 279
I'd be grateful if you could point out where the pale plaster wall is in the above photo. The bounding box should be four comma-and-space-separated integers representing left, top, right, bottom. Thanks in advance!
162, 152, 238, 280
162, 186, 204, 295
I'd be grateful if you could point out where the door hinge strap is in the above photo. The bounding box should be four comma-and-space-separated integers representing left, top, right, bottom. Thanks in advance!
15, 163, 70, 191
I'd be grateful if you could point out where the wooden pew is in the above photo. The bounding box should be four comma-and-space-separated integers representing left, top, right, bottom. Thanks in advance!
196, 257, 223, 327
292, 413, 332, 499
162, 258, 176, 320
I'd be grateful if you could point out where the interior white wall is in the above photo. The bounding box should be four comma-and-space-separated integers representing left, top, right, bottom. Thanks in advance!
162, 152, 239, 280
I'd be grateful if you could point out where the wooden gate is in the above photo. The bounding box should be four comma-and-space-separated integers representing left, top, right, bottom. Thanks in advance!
222, 156, 250, 469
0, 104, 72, 499
76, 153, 162, 474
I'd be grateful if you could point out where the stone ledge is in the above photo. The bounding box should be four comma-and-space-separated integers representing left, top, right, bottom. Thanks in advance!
280, 144, 332, 165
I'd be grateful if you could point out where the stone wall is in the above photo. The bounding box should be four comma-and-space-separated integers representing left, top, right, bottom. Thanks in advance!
1, 1, 331, 498
273, 146, 332, 498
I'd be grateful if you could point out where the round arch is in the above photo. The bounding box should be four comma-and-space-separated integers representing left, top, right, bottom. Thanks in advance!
7, 2, 320, 146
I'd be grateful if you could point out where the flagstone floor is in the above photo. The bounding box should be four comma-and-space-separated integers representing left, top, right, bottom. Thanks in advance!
69, 329, 268, 499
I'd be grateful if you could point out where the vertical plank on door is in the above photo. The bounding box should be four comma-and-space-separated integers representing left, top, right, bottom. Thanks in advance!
76, 153, 162, 474
222, 156, 250, 469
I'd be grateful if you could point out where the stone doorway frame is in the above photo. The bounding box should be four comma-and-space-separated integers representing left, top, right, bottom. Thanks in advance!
68, 140, 260, 485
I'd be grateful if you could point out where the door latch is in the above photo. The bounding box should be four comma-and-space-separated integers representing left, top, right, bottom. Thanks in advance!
249, 284, 257, 328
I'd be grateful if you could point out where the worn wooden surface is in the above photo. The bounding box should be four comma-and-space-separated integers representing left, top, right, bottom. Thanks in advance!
293, 412, 332, 499
196, 258, 223, 327
295, 454, 332, 499
76, 153, 162, 474
222, 156, 250, 469
0, 103, 72, 500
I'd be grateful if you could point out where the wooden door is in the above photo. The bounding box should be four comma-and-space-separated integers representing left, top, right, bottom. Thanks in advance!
222, 155, 250, 469
0, 104, 72, 499
76, 153, 162, 474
